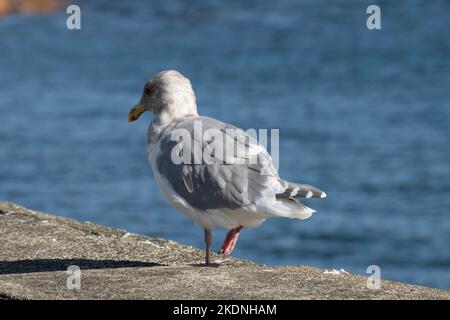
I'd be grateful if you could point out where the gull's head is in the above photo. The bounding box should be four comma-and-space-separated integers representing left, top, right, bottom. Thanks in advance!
128, 70, 197, 123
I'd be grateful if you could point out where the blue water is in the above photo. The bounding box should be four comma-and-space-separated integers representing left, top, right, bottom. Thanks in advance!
1, 0, 449, 291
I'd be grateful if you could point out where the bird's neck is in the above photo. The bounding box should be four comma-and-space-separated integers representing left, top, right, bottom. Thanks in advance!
154, 108, 198, 127
147, 110, 198, 146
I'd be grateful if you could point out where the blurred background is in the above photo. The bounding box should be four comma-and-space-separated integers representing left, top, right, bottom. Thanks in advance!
1, 0, 449, 290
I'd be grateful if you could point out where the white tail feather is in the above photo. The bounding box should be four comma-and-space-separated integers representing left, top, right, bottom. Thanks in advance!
271, 199, 316, 220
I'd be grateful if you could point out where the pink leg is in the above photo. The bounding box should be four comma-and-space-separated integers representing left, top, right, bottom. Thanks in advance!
204, 228, 212, 265
218, 226, 243, 256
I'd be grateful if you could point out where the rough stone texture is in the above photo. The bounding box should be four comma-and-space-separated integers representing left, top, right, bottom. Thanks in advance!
0, 201, 449, 300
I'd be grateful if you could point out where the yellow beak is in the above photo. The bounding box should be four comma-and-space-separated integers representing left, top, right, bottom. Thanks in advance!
128, 104, 145, 122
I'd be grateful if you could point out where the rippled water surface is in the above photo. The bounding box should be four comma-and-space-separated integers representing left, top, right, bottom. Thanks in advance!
1, 1, 449, 290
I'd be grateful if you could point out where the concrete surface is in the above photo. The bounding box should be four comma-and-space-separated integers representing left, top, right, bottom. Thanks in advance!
0, 201, 449, 300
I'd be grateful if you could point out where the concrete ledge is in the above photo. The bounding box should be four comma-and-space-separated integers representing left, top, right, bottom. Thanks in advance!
0, 201, 449, 300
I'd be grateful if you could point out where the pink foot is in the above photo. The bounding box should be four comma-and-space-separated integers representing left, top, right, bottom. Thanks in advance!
218, 226, 243, 255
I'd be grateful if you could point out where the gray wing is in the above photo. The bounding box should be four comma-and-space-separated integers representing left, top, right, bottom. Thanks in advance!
155, 116, 280, 210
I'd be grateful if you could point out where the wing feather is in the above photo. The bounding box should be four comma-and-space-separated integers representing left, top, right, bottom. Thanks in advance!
155, 117, 279, 210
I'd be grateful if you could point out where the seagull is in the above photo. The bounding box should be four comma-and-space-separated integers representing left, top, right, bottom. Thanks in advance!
128, 70, 326, 265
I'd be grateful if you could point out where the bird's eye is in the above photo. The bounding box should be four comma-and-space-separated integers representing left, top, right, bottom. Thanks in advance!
144, 87, 152, 95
